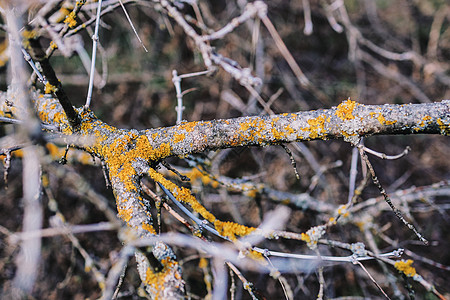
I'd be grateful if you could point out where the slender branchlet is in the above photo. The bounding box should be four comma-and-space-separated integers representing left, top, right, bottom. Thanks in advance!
23, 28, 80, 129
358, 145, 429, 245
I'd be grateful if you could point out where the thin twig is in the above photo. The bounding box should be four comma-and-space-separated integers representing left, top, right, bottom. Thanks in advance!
357, 144, 429, 245
280, 144, 300, 180
348, 145, 359, 202
118, 0, 148, 52
363, 145, 410, 160
85, 0, 103, 109
353, 259, 391, 299
302, 0, 313, 35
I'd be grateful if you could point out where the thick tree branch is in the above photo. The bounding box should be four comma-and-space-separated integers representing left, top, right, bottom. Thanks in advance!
144, 100, 449, 156
31, 96, 449, 160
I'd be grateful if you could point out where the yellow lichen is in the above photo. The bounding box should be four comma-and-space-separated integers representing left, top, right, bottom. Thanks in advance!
177, 121, 203, 133
118, 207, 133, 223
46, 143, 62, 159
183, 168, 220, 188
244, 189, 257, 198
172, 133, 185, 143
22, 29, 37, 40
214, 220, 256, 240
64, 11, 78, 28
300, 232, 311, 243
79, 153, 93, 165
42, 174, 49, 188
50, 41, 58, 50
394, 259, 417, 277
142, 222, 157, 234
240, 121, 251, 132
335, 99, 357, 121
148, 168, 256, 240
369, 112, 397, 125
144, 257, 180, 292
301, 226, 326, 249
436, 118, 449, 135
336, 204, 350, 218
198, 257, 208, 268
246, 249, 265, 262
76, 0, 87, 7
44, 82, 57, 94
304, 114, 327, 139
337, 204, 348, 217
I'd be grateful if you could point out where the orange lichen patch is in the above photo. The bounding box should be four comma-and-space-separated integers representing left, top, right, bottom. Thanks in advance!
244, 189, 258, 198
249, 250, 265, 261
144, 257, 181, 294
301, 225, 326, 249
183, 168, 202, 180
54, 112, 73, 134
6, 149, 24, 158
38, 110, 49, 123
355, 221, 366, 231
184, 168, 220, 188
337, 204, 347, 214
22, 29, 37, 48
285, 124, 294, 135
422, 116, 432, 121
117, 207, 133, 223
50, 41, 58, 50
148, 168, 256, 239
46, 143, 62, 158
142, 222, 157, 235
0, 100, 15, 118
198, 257, 208, 269
335, 99, 357, 121
394, 259, 417, 277
0, 39, 8, 68
64, 11, 78, 28
270, 123, 295, 140
176, 121, 204, 133
214, 220, 256, 240
337, 204, 350, 218
300, 232, 311, 244
243, 249, 265, 262
369, 112, 397, 126
42, 174, 49, 188
45, 143, 60, 159
437, 118, 450, 135
239, 122, 251, 132
303, 114, 327, 139
148, 168, 216, 223
44, 82, 57, 94
238, 118, 266, 142
78, 152, 93, 165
